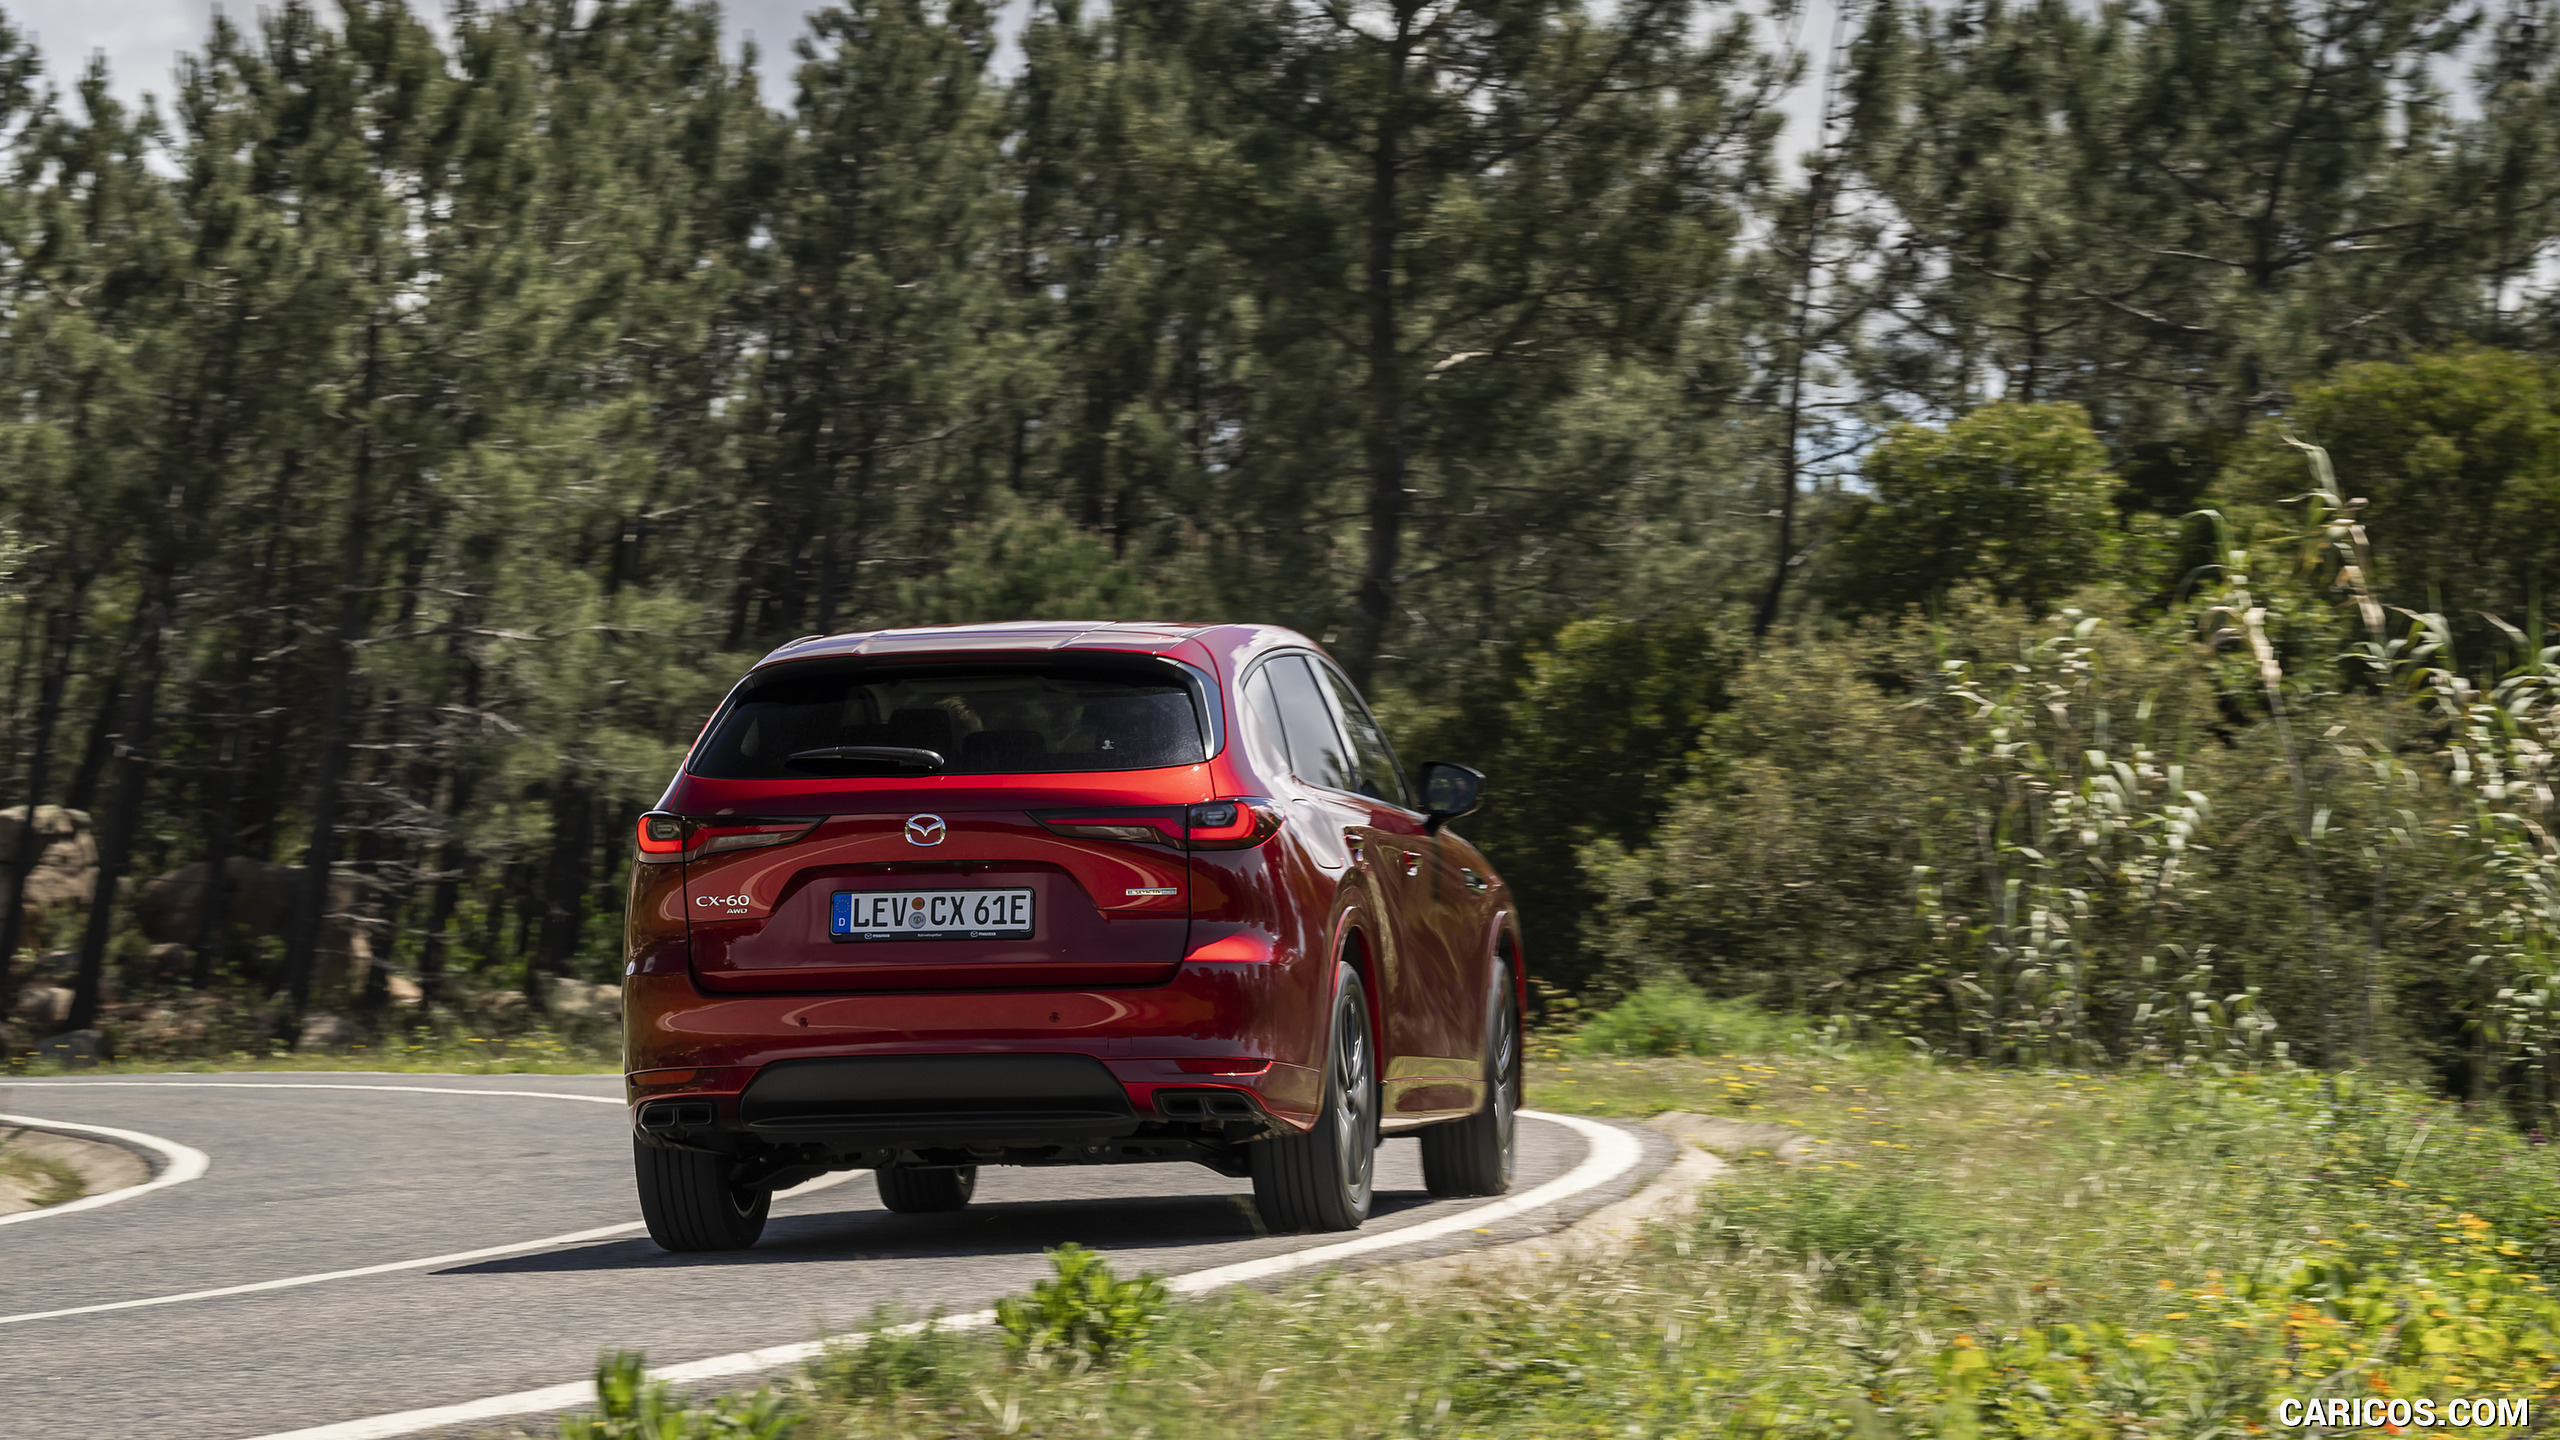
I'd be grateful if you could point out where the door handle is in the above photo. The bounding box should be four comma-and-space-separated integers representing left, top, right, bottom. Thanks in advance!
1460, 868, 1490, 894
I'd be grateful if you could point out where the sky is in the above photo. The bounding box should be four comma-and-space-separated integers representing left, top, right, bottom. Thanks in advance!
2, 0, 1838, 163
3, 0, 897, 108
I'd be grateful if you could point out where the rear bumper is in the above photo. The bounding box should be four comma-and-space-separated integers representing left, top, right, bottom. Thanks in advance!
623, 961, 1326, 1135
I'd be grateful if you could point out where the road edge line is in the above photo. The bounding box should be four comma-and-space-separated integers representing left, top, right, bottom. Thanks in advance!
0, 1169, 864, 1327
236, 1109, 1647, 1440
0, 1114, 210, 1227
6, 1081, 624, 1104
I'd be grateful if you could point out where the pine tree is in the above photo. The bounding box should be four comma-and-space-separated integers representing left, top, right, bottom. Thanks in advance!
1130, 0, 1787, 683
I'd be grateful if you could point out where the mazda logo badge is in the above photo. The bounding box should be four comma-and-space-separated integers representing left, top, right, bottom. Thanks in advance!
904, 814, 946, 847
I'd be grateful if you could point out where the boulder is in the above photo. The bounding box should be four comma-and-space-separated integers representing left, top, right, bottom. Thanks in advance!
133, 858, 374, 994
0, 807, 97, 945
296, 1011, 359, 1050
35, 1028, 105, 1068
385, 973, 423, 1006
545, 977, 623, 1020
134, 857, 292, 941
142, 942, 194, 980
10, 985, 71, 1026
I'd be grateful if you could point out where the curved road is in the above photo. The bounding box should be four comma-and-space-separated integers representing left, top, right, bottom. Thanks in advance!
0, 1073, 1668, 1439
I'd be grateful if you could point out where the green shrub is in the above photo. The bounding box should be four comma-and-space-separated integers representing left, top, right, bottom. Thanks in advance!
1709, 1166, 1937, 1301
994, 1244, 1167, 1366
812, 1315, 967, 1403
1567, 977, 1743, 1056
558, 1352, 796, 1440
1832, 400, 2129, 617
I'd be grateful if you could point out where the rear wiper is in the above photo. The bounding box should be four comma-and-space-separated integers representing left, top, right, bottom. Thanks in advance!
785, 745, 947, 773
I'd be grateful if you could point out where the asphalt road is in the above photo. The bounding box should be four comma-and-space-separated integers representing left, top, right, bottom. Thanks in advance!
0, 1073, 1667, 1440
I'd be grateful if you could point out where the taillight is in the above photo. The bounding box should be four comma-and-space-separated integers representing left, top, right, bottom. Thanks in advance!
1033, 801, 1282, 850
634, 813, 690, 864
1033, 808, 1186, 847
694, 817, 822, 854
632, 813, 820, 863
1185, 798, 1283, 850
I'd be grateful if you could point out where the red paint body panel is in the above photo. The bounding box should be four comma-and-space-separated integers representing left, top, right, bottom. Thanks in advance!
621, 621, 1522, 1154
685, 810, 1192, 991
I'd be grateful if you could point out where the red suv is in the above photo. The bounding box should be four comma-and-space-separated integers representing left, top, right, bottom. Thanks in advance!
622, 622, 1523, 1250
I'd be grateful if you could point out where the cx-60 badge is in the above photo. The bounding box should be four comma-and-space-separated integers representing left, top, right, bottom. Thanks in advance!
904, 814, 946, 847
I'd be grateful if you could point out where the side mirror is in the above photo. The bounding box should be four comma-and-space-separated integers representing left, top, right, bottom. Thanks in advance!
1418, 761, 1484, 836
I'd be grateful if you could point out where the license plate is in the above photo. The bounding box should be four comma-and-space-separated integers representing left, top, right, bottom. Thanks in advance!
832, 888, 1035, 941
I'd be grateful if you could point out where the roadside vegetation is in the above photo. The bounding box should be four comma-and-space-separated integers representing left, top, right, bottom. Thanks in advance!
510, 984, 2560, 1440
3, 1027, 617, 1077
0, 1126, 82, 1209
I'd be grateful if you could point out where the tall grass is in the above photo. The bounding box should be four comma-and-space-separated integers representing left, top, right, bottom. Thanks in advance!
1583, 442, 2560, 1127
540, 1033, 2560, 1440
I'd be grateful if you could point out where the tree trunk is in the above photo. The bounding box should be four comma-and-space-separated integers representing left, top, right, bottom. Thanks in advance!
195, 458, 296, 987
1344, 20, 1411, 691
281, 320, 383, 1035
67, 571, 174, 1033
191, 722, 240, 989
1753, 171, 1831, 642
0, 593, 79, 1009
62, 650, 129, 816
418, 768, 476, 1003
536, 777, 594, 984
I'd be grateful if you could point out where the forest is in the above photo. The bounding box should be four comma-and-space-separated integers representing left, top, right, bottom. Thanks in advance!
0, 0, 2556, 1114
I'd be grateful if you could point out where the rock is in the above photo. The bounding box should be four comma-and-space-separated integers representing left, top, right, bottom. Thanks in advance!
297, 1011, 359, 1050
546, 978, 623, 1019
385, 973, 423, 1006
143, 942, 194, 979
133, 858, 374, 995
35, 1028, 105, 1068
10, 985, 71, 1026
0, 806, 97, 916
547, 977, 594, 1016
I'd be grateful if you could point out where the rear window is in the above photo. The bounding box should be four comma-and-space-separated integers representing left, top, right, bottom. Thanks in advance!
689, 658, 1212, 778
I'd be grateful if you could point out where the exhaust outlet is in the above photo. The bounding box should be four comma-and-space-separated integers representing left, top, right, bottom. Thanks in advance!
1154, 1089, 1262, 1122
640, 1100, 717, 1132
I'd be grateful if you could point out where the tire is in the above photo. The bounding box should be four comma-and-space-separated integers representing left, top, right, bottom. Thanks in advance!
1420, 961, 1519, 1198
875, 1164, 977, 1213
1251, 966, 1379, 1232
633, 1137, 770, 1252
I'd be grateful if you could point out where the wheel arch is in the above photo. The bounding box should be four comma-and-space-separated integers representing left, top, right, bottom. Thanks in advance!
1488, 906, 1527, 1020
1329, 906, 1387, 1069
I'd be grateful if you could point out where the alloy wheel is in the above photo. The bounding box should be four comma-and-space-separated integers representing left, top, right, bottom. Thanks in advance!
1335, 999, 1375, 1200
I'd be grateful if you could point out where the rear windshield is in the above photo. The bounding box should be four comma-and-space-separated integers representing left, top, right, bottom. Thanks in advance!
689, 658, 1211, 778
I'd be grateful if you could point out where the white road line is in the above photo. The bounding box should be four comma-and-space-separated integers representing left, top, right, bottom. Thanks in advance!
236, 1110, 1647, 1440
0, 1115, 211, 1227
1161, 1111, 1645, 1295
0, 1169, 863, 1328
6, 1080, 624, 1104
